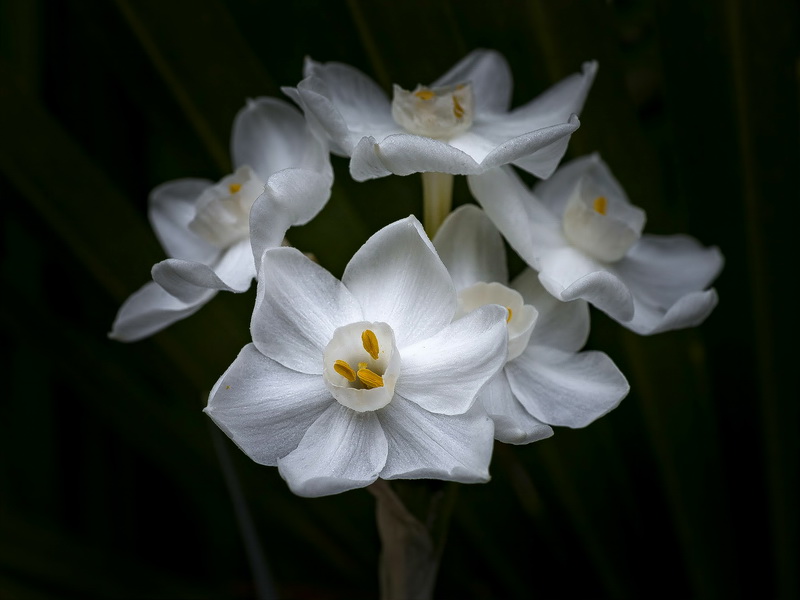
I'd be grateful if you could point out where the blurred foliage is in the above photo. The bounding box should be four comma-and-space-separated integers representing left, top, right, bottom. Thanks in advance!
1, 0, 798, 598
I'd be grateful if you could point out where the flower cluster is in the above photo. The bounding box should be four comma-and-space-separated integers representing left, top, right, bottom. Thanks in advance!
111, 49, 722, 497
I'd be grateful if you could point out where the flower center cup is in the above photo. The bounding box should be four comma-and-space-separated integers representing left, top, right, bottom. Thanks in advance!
561, 176, 646, 263
457, 282, 537, 361
391, 82, 474, 139
323, 321, 401, 412
188, 165, 265, 248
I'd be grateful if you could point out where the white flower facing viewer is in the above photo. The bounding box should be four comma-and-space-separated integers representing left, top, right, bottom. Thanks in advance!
434, 205, 629, 444
109, 97, 332, 341
286, 49, 597, 181
205, 216, 509, 497
468, 155, 724, 335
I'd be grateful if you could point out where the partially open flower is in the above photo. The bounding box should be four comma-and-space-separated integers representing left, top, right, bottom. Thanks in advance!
205, 216, 509, 497
109, 98, 332, 341
468, 155, 724, 335
285, 49, 596, 181
434, 205, 630, 443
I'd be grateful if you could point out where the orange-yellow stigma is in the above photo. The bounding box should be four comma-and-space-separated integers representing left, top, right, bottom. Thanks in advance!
593, 196, 607, 215
414, 89, 436, 101
229, 183, 242, 194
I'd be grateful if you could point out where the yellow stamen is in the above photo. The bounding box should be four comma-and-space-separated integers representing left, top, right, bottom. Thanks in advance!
506, 307, 513, 323
414, 89, 435, 101
334, 359, 356, 382
362, 329, 380, 360
593, 196, 607, 215
357, 368, 384, 389
453, 96, 465, 119
229, 183, 242, 194
358, 362, 368, 370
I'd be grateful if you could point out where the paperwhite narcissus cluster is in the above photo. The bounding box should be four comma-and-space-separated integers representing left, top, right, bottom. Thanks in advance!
111, 49, 722, 497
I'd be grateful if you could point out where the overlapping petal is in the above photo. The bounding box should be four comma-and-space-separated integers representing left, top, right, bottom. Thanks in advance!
396, 304, 509, 415
378, 397, 493, 482
232, 97, 328, 177
511, 268, 590, 352
433, 204, 508, 289
342, 216, 456, 348
252, 247, 361, 374
432, 48, 513, 114
478, 373, 554, 445
108, 281, 214, 342
278, 403, 388, 497
148, 179, 219, 263
205, 344, 333, 466
506, 346, 629, 428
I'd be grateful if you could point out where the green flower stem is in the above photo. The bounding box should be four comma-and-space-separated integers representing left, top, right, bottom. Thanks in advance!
368, 479, 458, 600
421, 172, 454, 237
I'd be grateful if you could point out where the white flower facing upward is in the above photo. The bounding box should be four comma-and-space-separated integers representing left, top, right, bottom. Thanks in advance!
205, 216, 509, 497
468, 155, 724, 335
286, 49, 597, 181
110, 97, 332, 341
433, 205, 629, 443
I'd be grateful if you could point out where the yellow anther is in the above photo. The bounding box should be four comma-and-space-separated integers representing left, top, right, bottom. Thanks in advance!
229, 183, 242, 194
357, 368, 384, 389
506, 307, 513, 323
362, 329, 380, 360
453, 96, 465, 119
593, 196, 607, 215
334, 359, 356, 382
414, 89, 436, 101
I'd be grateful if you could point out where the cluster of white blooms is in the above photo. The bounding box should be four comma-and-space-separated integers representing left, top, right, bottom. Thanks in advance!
111, 50, 722, 497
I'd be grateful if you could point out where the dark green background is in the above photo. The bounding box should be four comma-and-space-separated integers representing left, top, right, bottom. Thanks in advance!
1, 1, 797, 598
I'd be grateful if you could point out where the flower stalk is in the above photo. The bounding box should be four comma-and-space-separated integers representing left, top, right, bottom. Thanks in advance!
369, 479, 458, 600
421, 172, 454, 237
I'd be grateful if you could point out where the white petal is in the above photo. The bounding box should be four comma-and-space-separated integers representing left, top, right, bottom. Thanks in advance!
624, 289, 720, 335
342, 216, 456, 348
537, 246, 635, 323
231, 97, 327, 179
433, 204, 508, 289
506, 346, 629, 428
478, 372, 554, 445
396, 304, 508, 415
148, 179, 219, 263
249, 168, 333, 269
476, 61, 597, 144
278, 403, 388, 497
350, 134, 481, 181
432, 49, 513, 114
378, 396, 493, 482
151, 242, 254, 303
253, 247, 362, 374
611, 234, 723, 334
477, 116, 582, 178
205, 344, 333, 466
108, 281, 214, 342
533, 153, 625, 217
467, 166, 561, 268
297, 59, 397, 154
511, 268, 589, 352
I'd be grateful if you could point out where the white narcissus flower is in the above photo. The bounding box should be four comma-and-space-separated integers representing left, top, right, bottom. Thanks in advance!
110, 97, 332, 341
285, 49, 597, 181
205, 216, 509, 497
468, 155, 724, 335
433, 205, 629, 443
